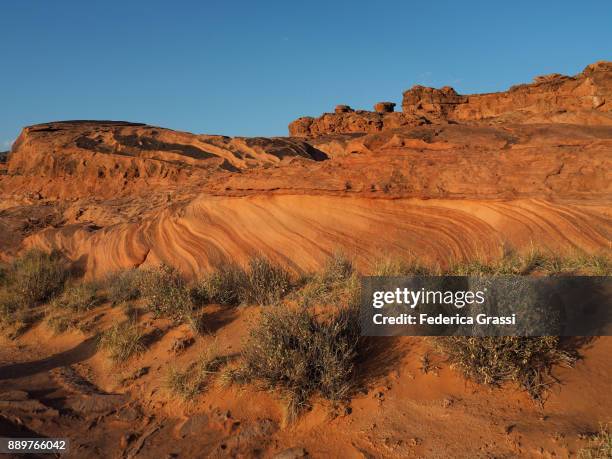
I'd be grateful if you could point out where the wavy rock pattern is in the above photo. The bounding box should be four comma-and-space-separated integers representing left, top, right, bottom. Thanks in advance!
24, 195, 610, 278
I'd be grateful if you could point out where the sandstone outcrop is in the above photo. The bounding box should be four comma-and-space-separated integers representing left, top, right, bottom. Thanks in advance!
335, 105, 354, 113
288, 111, 427, 137
401, 86, 466, 121
289, 61, 612, 136
406, 61, 612, 124
0, 61, 610, 276
374, 102, 396, 113
3, 121, 326, 199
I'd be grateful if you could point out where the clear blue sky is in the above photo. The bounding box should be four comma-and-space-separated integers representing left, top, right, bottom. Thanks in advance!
1, 0, 611, 147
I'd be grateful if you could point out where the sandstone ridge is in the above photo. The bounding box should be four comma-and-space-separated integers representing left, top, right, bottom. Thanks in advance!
289, 61, 612, 136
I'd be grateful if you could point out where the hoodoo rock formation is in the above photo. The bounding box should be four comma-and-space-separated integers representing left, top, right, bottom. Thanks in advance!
289, 61, 612, 137
374, 102, 396, 113
0, 61, 610, 276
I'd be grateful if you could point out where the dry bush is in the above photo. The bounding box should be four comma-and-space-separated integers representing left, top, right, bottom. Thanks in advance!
432, 336, 576, 401
242, 256, 291, 305
139, 265, 199, 330
105, 269, 143, 305
0, 263, 7, 285
194, 257, 291, 307
230, 304, 361, 420
165, 345, 230, 401
372, 256, 435, 276
447, 249, 611, 276
297, 252, 360, 308
46, 313, 77, 335
9, 249, 68, 305
193, 263, 247, 306
0, 289, 32, 338
165, 366, 202, 401
51, 282, 101, 312
578, 424, 612, 459
98, 321, 146, 363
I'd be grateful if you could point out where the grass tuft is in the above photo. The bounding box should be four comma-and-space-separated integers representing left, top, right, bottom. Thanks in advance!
98, 321, 146, 363
51, 282, 101, 312
165, 345, 231, 401
578, 423, 612, 459
372, 256, 435, 276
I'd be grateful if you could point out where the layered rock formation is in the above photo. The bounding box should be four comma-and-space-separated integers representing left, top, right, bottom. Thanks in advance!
3, 121, 326, 199
0, 61, 610, 276
289, 61, 612, 137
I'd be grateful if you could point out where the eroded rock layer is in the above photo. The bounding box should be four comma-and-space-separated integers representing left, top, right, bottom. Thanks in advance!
289, 61, 612, 137
1, 62, 610, 275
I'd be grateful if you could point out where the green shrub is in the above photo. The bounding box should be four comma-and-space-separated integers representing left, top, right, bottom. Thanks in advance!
232, 304, 361, 420
9, 249, 68, 305
432, 336, 575, 401
105, 269, 142, 305
98, 321, 146, 363
51, 283, 101, 312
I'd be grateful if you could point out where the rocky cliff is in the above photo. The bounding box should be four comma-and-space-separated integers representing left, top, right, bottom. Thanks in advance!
289, 61, 612, 137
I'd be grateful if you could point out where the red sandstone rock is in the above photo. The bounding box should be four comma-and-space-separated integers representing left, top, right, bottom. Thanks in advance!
289, 61, 612, 136
374, 102, 396, 113
335, 105, 354, 113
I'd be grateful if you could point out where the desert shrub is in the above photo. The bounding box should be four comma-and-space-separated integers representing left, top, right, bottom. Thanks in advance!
46, 313, 77, 335
98, 321, 146, 363
0, 289, 32, 337
139, 265, 196, 323
165, 366, 202, 401
105, 269, 142, 305
432, 336, 575, 401
447, 250, 611, 276
297, 253, 360, 308
578, 424, 612, 459
51, 282, 101, 312
9, 249, 68, 305
321, 251, 354, 286
231, 304, 361, 420
241, 256, 291, 305
165, 345, 230, 401
193, 263, 247, 306
0, 263, 7, 286
562, 253, 611, 276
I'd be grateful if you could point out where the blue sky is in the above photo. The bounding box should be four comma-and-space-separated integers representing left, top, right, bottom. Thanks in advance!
1, 0, 610, 147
